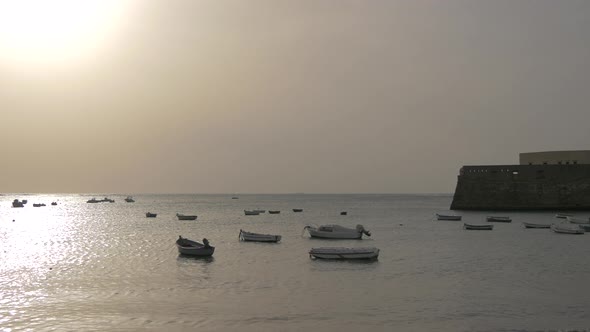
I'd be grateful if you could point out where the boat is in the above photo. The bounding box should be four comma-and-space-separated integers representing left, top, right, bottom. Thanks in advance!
176, 236, 215, 256
124, 196, 135, 203
51, 202, 57, 206
12, 199, 24, 208
244, 210, 260, 216
268, 210, 280, 214
146, 212, 157, 218
486, 216, 512, 222
239, 229, 282, 243
232, 196, 239, 199
32, 203, 46, 207
436, 213, 462, 221
87, 197, 115, 203
463, 223, 494, 230
309, 247, 380, 260
254, 209, 266, 213
176, 213, 197, 220
293, 209, 303, 212
303, 224, 371, 239
555, 213, 574, 219
87, 198, 100, 203
22, 199, 28, 204
340, 211, 348, 215
565, 216, 590, 224
523, 222, 551, 229
551, 223, 585, 234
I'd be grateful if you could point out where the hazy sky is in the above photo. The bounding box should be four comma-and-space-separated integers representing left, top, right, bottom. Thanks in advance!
1, 0, 589, 194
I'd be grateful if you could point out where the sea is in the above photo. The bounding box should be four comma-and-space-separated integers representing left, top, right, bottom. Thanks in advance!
1, 193, 589, 332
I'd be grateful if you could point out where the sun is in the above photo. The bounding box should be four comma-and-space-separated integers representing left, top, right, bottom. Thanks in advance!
0, 0, 130, 68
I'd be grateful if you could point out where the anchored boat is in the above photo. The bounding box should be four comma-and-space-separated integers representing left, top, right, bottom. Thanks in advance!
239, 230, 282, 243
309, 247, 379, 260
303, 224, 371, 239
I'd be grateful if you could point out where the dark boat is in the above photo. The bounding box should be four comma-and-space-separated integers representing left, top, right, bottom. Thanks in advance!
436, 213, 462, 221
293, 209, 303, 212
176, 236, 214, 256
523, 222, 551, 229
486, 216, 512, 222
268, 210, 280, 214
176, 213, 197, 220
464, 223, 493, 230
340, 211, 347, 215
146, 212, 157, 218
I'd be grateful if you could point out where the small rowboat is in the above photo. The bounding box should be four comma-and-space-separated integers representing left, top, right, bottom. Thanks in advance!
551, 223, 585, 235
268, 210, 280, 214
309, 247, 379, 260
565, 216, 590, 224
486, 216, 512, 222
464, 223, 493, 230
176, 213, 197, 220
244, 210, 259, 216
239, 230, 282, 243
293, 209, 303, 212
523, 222, 551, 229
176, 236, 215, 256
146, 212, 157, 218
340, 211, 348, 215
555, 213, 574, 219
303, 224, 371, 239
436, 213, 462, 221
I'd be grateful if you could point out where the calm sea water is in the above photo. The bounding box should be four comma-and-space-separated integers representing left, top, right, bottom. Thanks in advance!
1, 194, 589, 331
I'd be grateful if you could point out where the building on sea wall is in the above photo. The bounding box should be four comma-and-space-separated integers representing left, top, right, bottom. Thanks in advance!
450, 150, 590, 210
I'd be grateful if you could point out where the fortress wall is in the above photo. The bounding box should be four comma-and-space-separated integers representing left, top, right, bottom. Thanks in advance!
520, 150, 590, 165
450, 164, 590, 210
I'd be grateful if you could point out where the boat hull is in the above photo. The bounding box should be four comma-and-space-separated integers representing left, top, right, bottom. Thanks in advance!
177, 214, 197, 220
464, 223, 494, 230
239, 230, 281, 243
486, 216, 512, 222
523, 222, 551, 229
176, 238, 215, 256
309, 247, 379, 260
436, 214, 462, 221
308, 229, 362, 239
551, 224, 585, 234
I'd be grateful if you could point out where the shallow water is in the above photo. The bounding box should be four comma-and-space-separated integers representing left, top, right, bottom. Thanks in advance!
1, 194, 589, 331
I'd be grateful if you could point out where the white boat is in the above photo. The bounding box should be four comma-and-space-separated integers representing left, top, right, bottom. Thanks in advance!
436, 213, 462, 221
239, 230, 282, 243
523, 222, 551, 229
244, 210, 260, 216
146, 212, 157, 218
309, 247, 380, 260
12, 199, 24, 208
176, 236, 215, 256
176, 213, 197, 220
303, 224, 371, 239
486, 216, 512, 223
124, 196, 135, 203
565, 216, 590, 224
551, 223, 585, 234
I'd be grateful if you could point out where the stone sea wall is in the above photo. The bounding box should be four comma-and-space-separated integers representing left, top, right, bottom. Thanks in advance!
450, 164, 590, 210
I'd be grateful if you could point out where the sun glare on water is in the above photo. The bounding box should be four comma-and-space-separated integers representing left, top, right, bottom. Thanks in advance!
0, 0, 130, 68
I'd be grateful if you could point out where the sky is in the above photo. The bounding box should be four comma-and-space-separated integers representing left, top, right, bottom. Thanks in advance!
1, 0, 590, 194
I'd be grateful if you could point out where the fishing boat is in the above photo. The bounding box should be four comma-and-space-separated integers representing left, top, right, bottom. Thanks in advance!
231, 196, 239, 199
303, 224, 371, 239
268, 210, 280, 214
309, 247, 380, 260
124, 196, 135, 203
551, 223, 585, 234
239, 230, 282, 243
293, 209, 303, 212
33, 203, 46, 207
486, 216, 512, 222
565, 216, 590, 224
436, 213, 462, 221
464, 223, 494, 230
12, 199, 24, 208
176, 236, 215, 256
176, 213, 197, 220
244, 210, 260, 216
87, 198, 100, 203
254, 209, 266, 213
51, 202, 57, 206
146, 212, 157, 218
523, 222, 551, 229
340, 211, 348, 215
